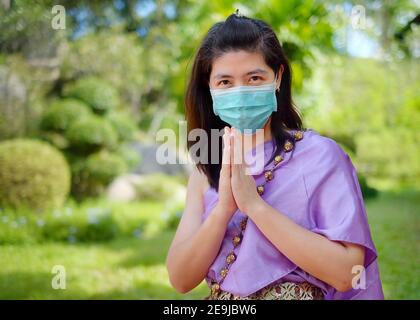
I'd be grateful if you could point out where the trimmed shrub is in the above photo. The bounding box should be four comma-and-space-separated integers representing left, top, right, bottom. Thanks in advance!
85, 151, 128, 185
116, 144, 141, 170
66, 116, 118, 152
40, 99, 91, 132
105, 111, 137, 141
135, 174, 186, 202
0, 139, 70, 211
64, 77, 119, 114
40, 131, 69, 150
71, 151, 128, 198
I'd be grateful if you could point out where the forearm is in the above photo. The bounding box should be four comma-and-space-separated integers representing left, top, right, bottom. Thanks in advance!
167, 205, 230, 293
247, 200, 363, 292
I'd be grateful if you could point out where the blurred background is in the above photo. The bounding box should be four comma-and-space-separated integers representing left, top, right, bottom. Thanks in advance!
0, 0, 418, 299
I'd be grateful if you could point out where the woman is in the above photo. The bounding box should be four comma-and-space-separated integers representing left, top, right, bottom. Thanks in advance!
166, 12, 384, 300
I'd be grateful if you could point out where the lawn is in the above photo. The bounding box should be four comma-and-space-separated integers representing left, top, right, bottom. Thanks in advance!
365, 191, 420, 300
0, 231, 208, 299
0, 192, 418, 299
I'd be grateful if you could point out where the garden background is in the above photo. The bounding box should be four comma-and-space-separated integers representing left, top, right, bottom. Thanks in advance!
0, 0, 419, 299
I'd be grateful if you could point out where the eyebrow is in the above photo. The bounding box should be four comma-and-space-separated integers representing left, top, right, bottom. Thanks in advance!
212, 68, 269, 80
246, 68, 268, 76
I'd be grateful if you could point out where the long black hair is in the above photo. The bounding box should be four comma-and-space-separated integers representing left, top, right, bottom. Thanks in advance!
185, 13, 303, 190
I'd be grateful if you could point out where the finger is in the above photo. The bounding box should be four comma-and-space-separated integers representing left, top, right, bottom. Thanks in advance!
230, 131, 235, 175
231, 128, 242, 176
221, 127, 231, 176
235, 128, 246, 175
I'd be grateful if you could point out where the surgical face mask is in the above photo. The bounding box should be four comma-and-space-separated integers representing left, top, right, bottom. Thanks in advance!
210, 80, 277, 133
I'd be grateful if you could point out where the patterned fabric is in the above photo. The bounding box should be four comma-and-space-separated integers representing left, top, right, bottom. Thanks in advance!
204, 281, 324, 300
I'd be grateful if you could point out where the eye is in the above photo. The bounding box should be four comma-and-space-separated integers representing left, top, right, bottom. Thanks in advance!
249, 76, 263, 83
217, 79, 231, 87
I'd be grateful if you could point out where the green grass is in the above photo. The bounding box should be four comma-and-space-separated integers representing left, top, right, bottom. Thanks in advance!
365, 191, 420, 300
0, 192, 418, 299
0, 231, 208, 299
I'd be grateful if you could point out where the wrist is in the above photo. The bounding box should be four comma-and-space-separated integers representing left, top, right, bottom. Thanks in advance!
212, 204, 234, 224
245, 197, 267, 219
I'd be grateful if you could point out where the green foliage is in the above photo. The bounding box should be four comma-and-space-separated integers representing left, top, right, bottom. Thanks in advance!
40, 208, 119, 243
2, 0, 418, 195
85, 151, 128, 185
303, 56, 420, 189
39, 99, 92, 150
116, 144, 142, 170
356, 129, 420, 189
40, 99, 91, 132
134, 174, 186, 202
66, 116, 118, 152
133, 174, 186, 232
165, 211, 183, 230
38, 87, 135, 199
0, 139, 70, 211
37, 76, 137, 199
41, 85, 137, 198
105, 111, 137, 142
0, 197, 169, 244
366, 191, 420, 299
61, 29, 146, 122
40, 132, 70, 150
358, 174, 378, 200
0, 192, 418, 299
64, 77, 119, 115
71, 151, 128, 198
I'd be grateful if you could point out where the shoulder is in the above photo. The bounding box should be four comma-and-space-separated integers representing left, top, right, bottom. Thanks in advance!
295, 129, 352, 170
298, 129, 349, 159
294, 130, 359, 196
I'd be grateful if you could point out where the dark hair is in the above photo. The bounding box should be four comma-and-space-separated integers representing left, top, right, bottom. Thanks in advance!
185, 13, 303, 190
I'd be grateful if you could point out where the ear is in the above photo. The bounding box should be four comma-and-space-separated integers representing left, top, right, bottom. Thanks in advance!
276, 65, 284, 92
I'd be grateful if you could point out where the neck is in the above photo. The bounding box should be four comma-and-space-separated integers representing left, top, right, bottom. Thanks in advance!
241, 118, 272, 155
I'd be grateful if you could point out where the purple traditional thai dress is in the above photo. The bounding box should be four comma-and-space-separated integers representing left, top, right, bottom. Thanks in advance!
201, 129, 384, 300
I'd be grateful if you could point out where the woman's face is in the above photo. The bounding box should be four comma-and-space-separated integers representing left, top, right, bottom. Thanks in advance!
209, 50, 282, 90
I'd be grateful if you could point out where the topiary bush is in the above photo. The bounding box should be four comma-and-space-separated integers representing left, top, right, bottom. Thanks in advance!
40, 131, 70, 150
105, 111, 137, 142
85, 151, 128, 185
116, 144, 141, 170
66, 115, 118, 153
64, 77, 119, 115
40, 98, 92, 132
135, 174, 186, 202
0, 139, 71, 211
36, 77, 138, 200
71, 150, 128, 198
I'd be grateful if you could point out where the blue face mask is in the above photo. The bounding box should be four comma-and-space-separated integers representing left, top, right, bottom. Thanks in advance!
210, 80, 277, 133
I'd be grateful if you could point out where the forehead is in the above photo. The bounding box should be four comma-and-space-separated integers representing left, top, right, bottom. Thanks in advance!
210, 50, 270, 79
